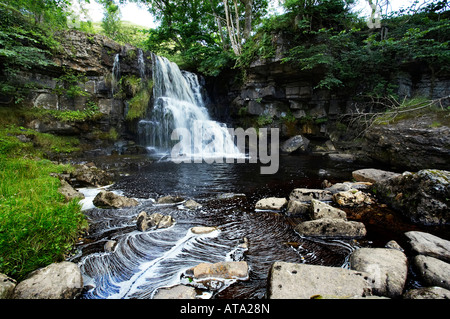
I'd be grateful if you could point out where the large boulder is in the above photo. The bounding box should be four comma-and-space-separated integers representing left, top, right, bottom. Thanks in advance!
405, 231, 450, 263
70, 164, 113, 188
363, 115, 450, 171
349, 248, 408, 298
413, 255, 450, 290
93, 190, 138, 209
352, 168, 400, 184
0, 273, 16, 299
280, 135, 310, 153
403, 287, 450, 299
375, 169, 450, 225
267, 262, 373, 299
295, 218, 366, 239
13, 262, 83, 299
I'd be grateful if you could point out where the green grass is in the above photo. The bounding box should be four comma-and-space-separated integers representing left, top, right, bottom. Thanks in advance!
373, 96, 450, 126
0, 107, 87, 280
0, 157, 87, 280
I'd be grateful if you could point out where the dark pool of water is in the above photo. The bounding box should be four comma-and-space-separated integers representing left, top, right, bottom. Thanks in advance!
70, 153, 445, 299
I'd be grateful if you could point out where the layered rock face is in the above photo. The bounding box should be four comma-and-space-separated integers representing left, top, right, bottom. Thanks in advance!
5, 30, 153, 149
363, 114, 450, 171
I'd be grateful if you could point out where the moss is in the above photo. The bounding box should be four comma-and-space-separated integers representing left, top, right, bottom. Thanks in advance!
126, 79, 153, 121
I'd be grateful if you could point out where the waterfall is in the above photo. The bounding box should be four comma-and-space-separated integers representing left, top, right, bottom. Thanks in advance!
137, 49, 146, 79
111, 54, 120, 96
139, 55, 242, 160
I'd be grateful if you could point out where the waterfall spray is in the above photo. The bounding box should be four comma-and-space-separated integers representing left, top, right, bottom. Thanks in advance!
138, 54, 242, 160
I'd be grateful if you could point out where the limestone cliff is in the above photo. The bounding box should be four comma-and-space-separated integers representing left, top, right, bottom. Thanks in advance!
1, 30, 153, 154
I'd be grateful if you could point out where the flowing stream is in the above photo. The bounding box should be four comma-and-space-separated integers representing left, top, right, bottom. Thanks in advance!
71, 156, 367, 299
69, 55, 371, 299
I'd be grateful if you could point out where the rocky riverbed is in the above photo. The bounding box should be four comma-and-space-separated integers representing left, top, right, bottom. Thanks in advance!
1, 162, 449, 299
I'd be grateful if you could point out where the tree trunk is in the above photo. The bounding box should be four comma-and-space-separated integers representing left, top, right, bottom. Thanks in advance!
242, 0, 253, 41
209, 0, 228, 50
233, 0, 241, 46
223, 0, 240, 55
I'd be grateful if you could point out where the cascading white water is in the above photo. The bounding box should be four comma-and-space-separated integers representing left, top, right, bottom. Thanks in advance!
137, 49, 146, 79
111, 54, 120, 96
138, 55, 243, 160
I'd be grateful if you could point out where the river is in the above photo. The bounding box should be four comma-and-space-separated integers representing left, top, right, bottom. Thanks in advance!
69, 153, 406, 299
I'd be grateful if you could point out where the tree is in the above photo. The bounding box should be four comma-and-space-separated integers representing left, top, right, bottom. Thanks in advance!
2, 0, 71, 28
132, 0, 267, 56
99, 0, 123, 41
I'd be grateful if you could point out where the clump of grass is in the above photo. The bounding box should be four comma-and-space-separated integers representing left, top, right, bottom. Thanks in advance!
0, 125, 80, 156
0, 156, 87, 280
0, 107, 87, 280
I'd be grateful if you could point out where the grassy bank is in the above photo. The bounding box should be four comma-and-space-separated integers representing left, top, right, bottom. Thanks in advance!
0, 108, 87, 280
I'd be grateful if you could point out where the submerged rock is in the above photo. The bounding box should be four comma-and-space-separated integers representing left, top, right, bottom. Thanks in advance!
267, 262, 372, 299
157, 195, 184, 204
13, 262, 83, 299
184, 199, 202, 209
191, 226, 217, 234
216, 193, 246, 200
93, 190, 138, 209
403, 287, 450, 299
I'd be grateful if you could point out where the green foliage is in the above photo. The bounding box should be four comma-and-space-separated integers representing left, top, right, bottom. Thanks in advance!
53, 69, 89, 98
184, 45, 234, 76
48, 104, 102, 123
0, 114, 86, 280
0, 2, 64, 103
101, 0, 123, 42
0, 155, 86, 280
256, 114, 273, 127
236, 32, 275, 68
275, 5, 450, 97
125, 78, 153, 120
1, 0, 71, 29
